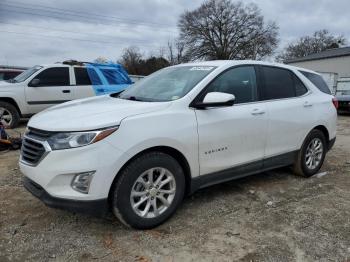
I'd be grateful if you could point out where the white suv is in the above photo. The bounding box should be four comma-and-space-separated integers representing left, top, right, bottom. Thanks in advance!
0, 61, 131, 128
20, 61, 337, 229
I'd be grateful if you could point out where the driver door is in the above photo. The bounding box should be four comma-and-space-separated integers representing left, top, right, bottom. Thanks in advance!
195, 66, 268, 175
25, 67, 74, 114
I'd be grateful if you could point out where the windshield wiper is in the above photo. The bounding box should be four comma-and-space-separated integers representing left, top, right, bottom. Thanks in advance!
124, 96, 143, 101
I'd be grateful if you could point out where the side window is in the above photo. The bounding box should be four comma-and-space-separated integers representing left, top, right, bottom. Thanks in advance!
74, 67, 92, 85
294, 75, 308, 96
33, 67, 70, 86
299, 71, 331, 94
262, 66, 295, 100
204, 66, 258, 104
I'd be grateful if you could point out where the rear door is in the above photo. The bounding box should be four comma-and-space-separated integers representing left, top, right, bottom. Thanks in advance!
73, 67, 97, 99
195, 66, 268, 175
25, 67, 74, 114
259, 66, 313, 163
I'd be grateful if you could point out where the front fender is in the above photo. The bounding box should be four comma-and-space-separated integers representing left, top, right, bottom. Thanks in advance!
0, 91, 27, 115
107, 136, 199, 179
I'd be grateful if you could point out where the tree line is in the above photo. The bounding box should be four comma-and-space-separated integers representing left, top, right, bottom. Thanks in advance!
100, 0, 347, 75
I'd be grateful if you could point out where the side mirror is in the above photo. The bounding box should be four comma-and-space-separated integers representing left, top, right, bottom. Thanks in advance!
193, 92, 235, 109
29, 78, 40, 87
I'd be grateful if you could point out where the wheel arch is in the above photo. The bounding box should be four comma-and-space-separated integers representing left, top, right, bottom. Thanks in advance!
107, 146, 192, 205
0, 97, 22, 116
313, 125, 330, 145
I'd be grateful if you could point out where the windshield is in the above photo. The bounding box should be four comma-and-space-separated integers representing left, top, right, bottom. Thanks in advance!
11, 66, 42, 83
118, 66, 216, 102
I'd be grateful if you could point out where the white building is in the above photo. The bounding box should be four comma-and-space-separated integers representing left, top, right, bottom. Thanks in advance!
285, 47, 350, 78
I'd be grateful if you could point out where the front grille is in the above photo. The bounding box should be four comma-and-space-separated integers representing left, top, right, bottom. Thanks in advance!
21, 138, 46, 165
27, 127, 54, 140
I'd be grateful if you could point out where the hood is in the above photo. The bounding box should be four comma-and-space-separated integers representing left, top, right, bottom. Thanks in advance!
28, 95, 171, 131
0, 81, 15, 90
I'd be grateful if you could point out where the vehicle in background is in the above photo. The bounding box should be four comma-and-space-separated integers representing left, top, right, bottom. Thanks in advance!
0, 60, 132, 128
318, 72, 338, 95
20, 60, 337, 229
0, 66, 27, 81
335, 77, 350, 113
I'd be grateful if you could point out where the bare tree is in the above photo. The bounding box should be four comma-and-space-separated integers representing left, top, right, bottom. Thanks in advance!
277, 29, 346, 62
178, 0, 278, 61
118, 46, 170, 75
167, 39, 186, 65
118, 46, 143, 75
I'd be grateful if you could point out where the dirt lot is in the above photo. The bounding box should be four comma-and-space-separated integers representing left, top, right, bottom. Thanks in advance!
1, 116, 349, 262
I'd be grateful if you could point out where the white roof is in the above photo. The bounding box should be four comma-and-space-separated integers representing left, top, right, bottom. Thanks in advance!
174, 60, 319, 74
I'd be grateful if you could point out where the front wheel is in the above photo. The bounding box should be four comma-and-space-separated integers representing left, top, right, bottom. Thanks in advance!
0, 101, 20, 128
293, 129, 327, 177
112, 152, 185, 229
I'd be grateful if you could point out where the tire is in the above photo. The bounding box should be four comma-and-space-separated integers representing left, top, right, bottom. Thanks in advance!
0, 101, 20, 128
112, 152, 185, 229
293, 129, 327, 177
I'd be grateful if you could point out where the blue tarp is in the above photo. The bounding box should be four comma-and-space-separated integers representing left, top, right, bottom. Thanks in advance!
85, 62, 132, 95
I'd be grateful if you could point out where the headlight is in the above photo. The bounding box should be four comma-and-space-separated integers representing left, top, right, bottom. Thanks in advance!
47, 126, 118, 150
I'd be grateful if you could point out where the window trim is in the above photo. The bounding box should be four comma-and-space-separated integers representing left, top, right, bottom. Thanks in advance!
257, 65, 311, 102
189, 64, 262, 108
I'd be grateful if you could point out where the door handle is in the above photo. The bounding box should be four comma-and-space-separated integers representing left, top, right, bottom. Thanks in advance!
62, 90, 71, 93
251, 108, 265, 115
303, 101, 313, 107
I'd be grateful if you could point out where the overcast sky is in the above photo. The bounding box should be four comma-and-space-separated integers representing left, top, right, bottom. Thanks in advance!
0, 0, 349, 67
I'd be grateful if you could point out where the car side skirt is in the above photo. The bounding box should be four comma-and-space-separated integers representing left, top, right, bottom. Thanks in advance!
190, 151, 298, 193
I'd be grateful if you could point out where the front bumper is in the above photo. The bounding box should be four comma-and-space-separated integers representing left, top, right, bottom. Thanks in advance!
19, 138, 130, 201
23, 176, 109, 217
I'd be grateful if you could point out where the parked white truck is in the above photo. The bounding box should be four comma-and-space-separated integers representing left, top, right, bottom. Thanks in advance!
336, 77, 350, 113
0, 61, 132, 128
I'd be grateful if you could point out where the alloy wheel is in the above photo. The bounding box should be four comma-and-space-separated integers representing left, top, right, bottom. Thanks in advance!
305, 138, 324, 170
0, 107, 13, 126
130, 167, 176, 218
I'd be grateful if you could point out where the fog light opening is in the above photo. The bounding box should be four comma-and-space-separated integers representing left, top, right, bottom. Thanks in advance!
71, 171, 95, 194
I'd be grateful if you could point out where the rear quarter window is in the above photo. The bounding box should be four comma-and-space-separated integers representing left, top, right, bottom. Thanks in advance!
300, 71, 331, 94
100, 68, 122, 85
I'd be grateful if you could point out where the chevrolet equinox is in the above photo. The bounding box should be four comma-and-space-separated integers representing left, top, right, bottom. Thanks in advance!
20, 61, 337, 229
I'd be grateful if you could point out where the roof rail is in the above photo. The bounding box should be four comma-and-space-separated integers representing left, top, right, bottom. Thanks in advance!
62, 60, 85, 66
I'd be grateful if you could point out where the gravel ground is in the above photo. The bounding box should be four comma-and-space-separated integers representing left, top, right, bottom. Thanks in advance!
0, 116, 350, 262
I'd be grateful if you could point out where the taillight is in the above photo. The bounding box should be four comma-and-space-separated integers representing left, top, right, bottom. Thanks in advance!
332, 97, 338, 109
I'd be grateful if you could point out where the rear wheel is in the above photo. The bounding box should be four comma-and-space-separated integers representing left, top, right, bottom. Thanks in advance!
112, 152, 185, 229
293, 129, 327, 177
0, 101, 20, 128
